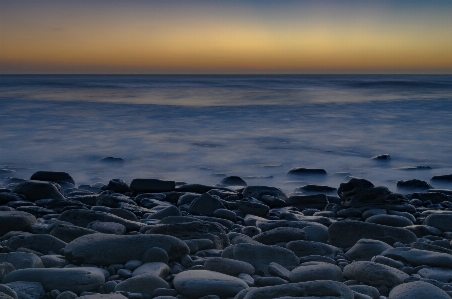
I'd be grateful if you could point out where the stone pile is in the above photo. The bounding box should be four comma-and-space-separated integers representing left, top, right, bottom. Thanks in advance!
1, 170, 452, 299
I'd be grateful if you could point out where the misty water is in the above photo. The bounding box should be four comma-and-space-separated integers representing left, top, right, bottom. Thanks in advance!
1, 75, 452, 194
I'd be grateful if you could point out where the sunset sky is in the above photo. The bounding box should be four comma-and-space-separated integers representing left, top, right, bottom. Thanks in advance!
1, 0, 452, 74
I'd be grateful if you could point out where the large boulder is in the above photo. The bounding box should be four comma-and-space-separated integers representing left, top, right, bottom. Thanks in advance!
30, 171, 75, 185
388, 281, 450, 299
2, 268, 104, 292
328, 220, 417, 248
11, 181, 64, 201
0, 211, 36, 236
424, 213, 452, 232
64, 233, 189, 265
346, 239, 393, 261
173, 270, 248, 299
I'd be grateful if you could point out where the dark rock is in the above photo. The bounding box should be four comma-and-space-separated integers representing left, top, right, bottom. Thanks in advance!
295, 184, 336, 193
285, 194, 328, 210
343, 261, 408, 288
0, 211, 36, 236
147, 205, 181, 220
432, 174, 452, 182
397, 166, 432, 171
5, 234, 66, 255
130, 179, 175, 193
286, 240, 340, 258
290, 262, 343, 283
424, 213, 452, 232
114, 273, 170, 296
204, 257, 254, 276
220, 176, 247, 186
397, 179, 433, 190
365, 214, 413, 227
287, 168, 327, 176
381, 247, 452, 268
104, 179, 131, 194
388, 281, 450, 299
100, 157, 124, 164
12, 181, 64, 202
371, 154, 390, 160
253, 227, 306, 245
346, 239, 393, 261
0, 193, 23, 205
242, 186, 287, 201
237, 201, 269, 217
30, 171, 75, 185
189, 193, 225, 216
411, 192, 451, 204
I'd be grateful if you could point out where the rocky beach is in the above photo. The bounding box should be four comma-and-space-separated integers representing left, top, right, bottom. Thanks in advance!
1, 168, 452, 299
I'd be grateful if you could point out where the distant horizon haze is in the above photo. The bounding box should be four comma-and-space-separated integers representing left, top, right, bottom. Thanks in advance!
1, 0, 452, 74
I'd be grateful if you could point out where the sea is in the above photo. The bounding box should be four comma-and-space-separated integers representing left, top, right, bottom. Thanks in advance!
1, 75, 452, 194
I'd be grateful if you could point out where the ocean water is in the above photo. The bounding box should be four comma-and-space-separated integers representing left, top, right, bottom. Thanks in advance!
1, 75, 452, 194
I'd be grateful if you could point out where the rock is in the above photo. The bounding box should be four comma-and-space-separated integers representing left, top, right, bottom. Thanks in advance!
189, 193, 225, 216
268, 262, 291, 281
5, 234, 66, 255
418, 267, 452, 282
431, 174, 452, 182
295, 184, 336, 193
132, 262, 169, 278
87, 221, 126, 235
3, 281, 44, 299
242, 186, 287, 201
130, 179, 175, 193
287, 168, 327, 176
95, 192, 136, 208
147, 206, 181, 220
239, 280, 354, 299
346, 239, 393, 261
381, 248, 452, 268
252, 227, 306, 245
349, 285, 379, 299
213, 209, 237, 222
58, 209, 143, 232
64, 233, 189, 265
141, 247, 169, 264
411, 192, 450, 204
104, 179, 131, 194
0, 262, 14, 280
173, 270, 248, 299
50, 223, 96, 243
220, 176, 247, 186
114, 273, 169, 296
40, 255, 68, 268
11, 181, 64, 201
397, 179, 433, 190
328, 220, 417, 248
388, 281, 450, 299
290, 262, 343, 283
343, 261, 408, 288
237, 201, 270, 217
203, 257, 254, 276
405, 225, 443, 237
0, 211, 36, 236
225, 243, 299, 275
2, 268, 104, 292
371, 154, 390, 160
365, 214, 413, 227
285, 194, 328, 210
424, 213, 452, 232
100, 157, 124, 164
0, 253, 43, 269
30, 171, 75, 185
0, 285, 17, 299
286, 240, 340, 258
362, 208, 387, 219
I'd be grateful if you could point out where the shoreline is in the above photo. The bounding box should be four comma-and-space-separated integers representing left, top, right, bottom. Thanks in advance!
1, 170, 452, 298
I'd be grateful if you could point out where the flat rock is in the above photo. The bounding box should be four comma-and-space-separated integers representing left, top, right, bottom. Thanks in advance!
287, 168, 327, 176
11, 181, 64, 201
242, 186, 287, 201
418, 267, 452, 282
253, 227, 306, 245
114, 274, 170, 296
328, 220, 417, 248
365, 214, 413, 227
64, 233, 189, 265
0, 211, 36, 236
346, 239, 393, 261
130, 179, 175, 193
388, 281, 450, 299
226, 243, 299, 275
189, 193, 225, 216
381, 247, 452, 268
0, 285, 17, 299
5, 234, 66, 255
285, 194, 328, 210
431, 174, 452, 182
240, 280, 354, 299
204, 257, 255, 276
290, 262, 343, 283
50, 223, 96, 243
0, 253, 43, 269
2, 268, 104, 292
132, 262, 169, 278
87, 221, 126, 235
30, 171, 75, 185
173, 270, 248, 299
286, 240, 340, 258
424, 213, 452, 232
343, 261, 409, 288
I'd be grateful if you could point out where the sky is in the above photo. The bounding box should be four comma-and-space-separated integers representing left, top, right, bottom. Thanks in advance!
1, 0, 452, 74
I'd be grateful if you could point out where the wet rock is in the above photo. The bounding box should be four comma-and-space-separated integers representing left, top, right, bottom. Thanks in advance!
204, 257, 254, 276
237, 201, 270, 217
242, 186, 287, 201
114, 273, 170, 296
328, 220, 417, 248
346, 239, 393, 261
220, 176, 247, 186
0, 211, 36, 236
286, 240, 340, 258
132, 262, 169, 278
30, 171, 75, 186
5, 234, 66, 255
295, 184, 336, 193
0, 253, 43, 269
95, 192, 136, 208
64, 233, 189, 265
50, 223, 96, 243
285, 194, 328, 210
287, 168, 327, 176
100, 157, 124, 164
343, 261, 408, 288
371, 154, 390, 160
365, 214, 413, 227
2, 268, 105, 292
189, 193, 225, 216
87, 221, 126, 235
290, 262, 343, 283
130, 179, 175, 193
104, 179, 131, 194
173, 270, 248, 299
381, 247, 452, 268
397, 179, 433, 190
11, 181, 64, 201
388, 281, 450, 299
424, 213, 452, 232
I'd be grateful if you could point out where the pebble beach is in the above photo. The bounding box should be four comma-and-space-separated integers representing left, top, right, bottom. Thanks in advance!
1, 166, 452, 299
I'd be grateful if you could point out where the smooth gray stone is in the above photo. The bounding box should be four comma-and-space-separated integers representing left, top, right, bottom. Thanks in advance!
12, 180, 65, 201
0, 262, 15, 280
285, 194, 329, 210
95, 192, 137, 208
362, 208, 387, 220
213, 209, 237, 222
0, 285, 17, 299
4, 281, 44, 299
424, 213, 452, 232
130, 179, 175, 193
253, 227, 306, 245
114, 274, 170, 296
79, 294, 128, 299
173, 270, 248, 299
240, 280, 354, 299
279, 213, 333, 226
50, 223, 96, 243
2, 268, 104, 292
237, 201, 270, 218
204, 257, 255, 276
227, 243, 299, 275
0, 211, 36, 236
328, 220, 417, 248
87, 221, 126, 235
189, 193, 225, 216
58, 209, 144, 231
242, 186, 287, 201
405, 225, 443, 237
132, 262, 169, 278
254, 276, 287, 287
141, 247, 169, 264
56, 291, 78, 299
348, 285, 380, 299
346, 239, 393, 261
147, 206, 181, 220
381, 247, 452, 268
40, 255, 69, 268
286, 240, 340, 258
343, 261, 409, 288
5, 234, 66, 255
388, 281, 450, 299
418, 267, 452, 282
64, 233, 189, 265
105, 178, 131, 194
371, 255, 404, 270
365, 214, 413, 227
0, 253, 43, 269
290, 262, 343, 283
268, 262, 291, 281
